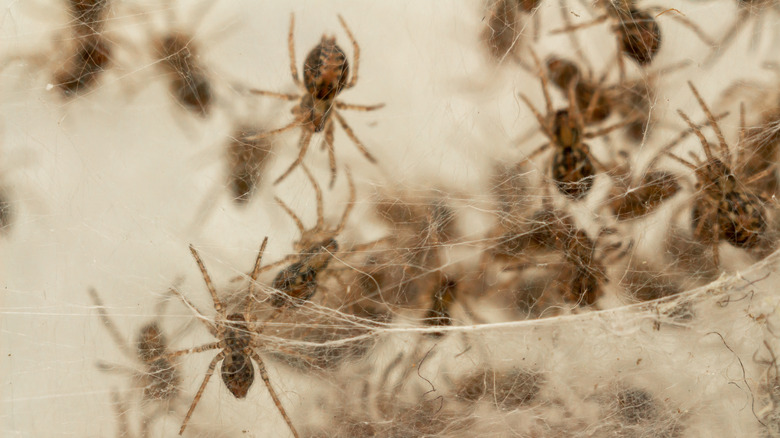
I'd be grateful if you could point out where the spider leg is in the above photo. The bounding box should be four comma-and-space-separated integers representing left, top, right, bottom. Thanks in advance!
517, 142, 551, 167
549, 14, 609, 34
275, 197, 307, 235
321, 123, 338, 188
583, 118, 632, 139
677, 108, 716, 163
649, 111, 730, 170
525, 47, 554, 117
169, 285, 218, 337
686, 82, 730, 162
558, 0, 593, 76
246, 237, 270, 318
249, 350, 300, 438
703, 7, 749, 67
743, 166, 777, 187
338, 14, 360, 90
87, 288, 136, 360
164, 342, 222, 361
274, 130, 314, 185
518, 94, 555, 140
334, 101, 385, 111
189, 245, 227, 321
333, 110, 378, 163
244, 119, 301, 141
655, 9, 715, 47
249, 89, 301, 101
178, 351, 224, 436
110, 390, 131, 438
335, 168, 356, 235
288, 13, 301, 87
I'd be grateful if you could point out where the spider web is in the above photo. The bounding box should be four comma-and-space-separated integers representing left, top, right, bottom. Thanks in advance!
2, 0, 780, 437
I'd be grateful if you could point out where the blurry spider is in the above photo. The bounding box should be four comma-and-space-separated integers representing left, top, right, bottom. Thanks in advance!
664, 82, 776, 267
249, 14, 384, 187
225, 124, 274, 204
556, 226, 630, 306
53, 35, 113, 97
554, 1, 712, 77
271, 165, 387, 308
481, 0, 542, 62
51, 0, 114, 96
134, 0, 221, 117
88, 287, 181, 437
159, 239, 300, 436
546, 55, 691, 141
518, 48, 627, 200
704, 0, 780, 66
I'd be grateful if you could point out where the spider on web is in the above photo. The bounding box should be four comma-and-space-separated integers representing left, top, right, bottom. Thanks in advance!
88, 286, 182, 437
248, 13, 384, 187
158, 238, 302, 437
664, 81, 777, 268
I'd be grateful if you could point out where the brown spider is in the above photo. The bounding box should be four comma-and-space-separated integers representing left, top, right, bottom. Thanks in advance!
161, 239, 300, 437
664, 82, 776, 267
518, 48, 627, 200
129, 0, 219, 117
249, 14, 384, 187
271, 165, 384, 308
554, 1, 711, 77
225, 124, 274, 204
53, 35, 113, 97
54, 0, 115, 97
88, 287, 181, 436
481, 0, 542, 62
546, 55, 691, 142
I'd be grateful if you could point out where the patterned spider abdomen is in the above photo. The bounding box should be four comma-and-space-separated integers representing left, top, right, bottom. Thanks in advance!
271, 238, 338, 307
718, 191, 766, 248
617, 9, 661, 65
221, 351, 254, 398
221, 314, 254, 399
303, 36, 349, 102
271, 261, 318, 308
551, 145, 596, 200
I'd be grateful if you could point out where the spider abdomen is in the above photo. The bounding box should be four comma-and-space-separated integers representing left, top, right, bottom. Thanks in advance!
271, 262, 319, 308
220, 351, 254, 399
303, 37, 349, 101
617, 9, 661, 65
552, 145, 596, 199
718, 191, 766, 248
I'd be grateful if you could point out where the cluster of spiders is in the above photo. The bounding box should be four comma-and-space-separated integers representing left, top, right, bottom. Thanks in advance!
5, 0, 777, 436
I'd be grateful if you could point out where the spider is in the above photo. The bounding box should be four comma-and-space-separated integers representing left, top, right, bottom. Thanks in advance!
704, 0, 780, 66
88, 287, 181, 436
664, 82, 776, 268
554, 1, 712, 77
130, 0, 220, 117
160, 238, 300, 437
225, 124, 274, 204
53, 35, 113, 97
249, 14, 384, 187
546, 55, 691, 141
481, 0, 542, 62
271, 164, 388, 308
518, 48, 627, 200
